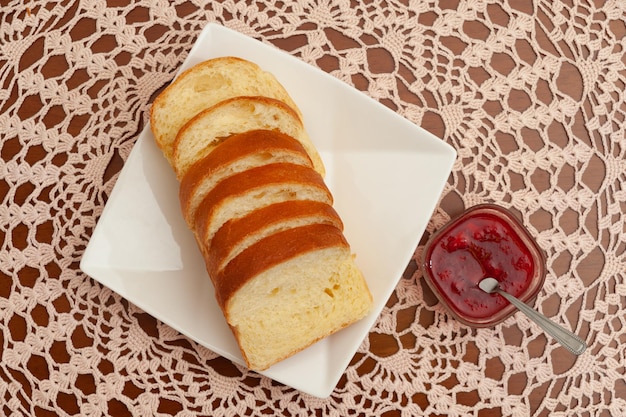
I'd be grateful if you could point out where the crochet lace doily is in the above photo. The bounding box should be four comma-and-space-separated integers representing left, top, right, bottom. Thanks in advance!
1, 1, 625, 416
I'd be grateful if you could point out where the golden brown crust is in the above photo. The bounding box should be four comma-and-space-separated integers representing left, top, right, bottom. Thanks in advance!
206, 200, 344, 278
179, 129, 313, 225
150, 57, 303, 161
194, 162, 333, 248
150, 57, 259, 152
172, 96, 305, 171
215, 224, 349, 309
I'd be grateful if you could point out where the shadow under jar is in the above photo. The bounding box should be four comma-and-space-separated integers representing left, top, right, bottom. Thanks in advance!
421, 204, 546, 327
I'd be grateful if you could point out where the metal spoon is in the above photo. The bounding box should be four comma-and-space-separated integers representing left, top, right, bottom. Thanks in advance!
478, 277, 587, 355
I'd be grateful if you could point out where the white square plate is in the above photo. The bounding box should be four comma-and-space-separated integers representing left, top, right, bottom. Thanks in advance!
80, 23, 456, 398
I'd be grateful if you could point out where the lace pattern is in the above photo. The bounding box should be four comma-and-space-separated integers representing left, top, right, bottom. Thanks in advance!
1, 0, 625, 416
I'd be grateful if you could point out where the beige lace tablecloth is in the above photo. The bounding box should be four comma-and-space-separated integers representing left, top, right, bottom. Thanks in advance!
1, 1, 625, 416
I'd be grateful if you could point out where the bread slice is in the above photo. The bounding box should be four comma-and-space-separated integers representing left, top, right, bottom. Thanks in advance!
214, 224, 373, 371
194, 163, 333, 251
172, 96, 325, 178
206, 200, 344, 279
150, 56, 303, 163
179, 129, 314, 228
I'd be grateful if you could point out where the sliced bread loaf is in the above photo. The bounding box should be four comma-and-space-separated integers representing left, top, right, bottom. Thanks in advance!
206, 200, 344, 279
179, 129, 314, 228
172, 96, 324, 178
150, 56, 303, 163
149, 56, 373, 372
215, 224, 372, 371
194, 163, 333, 251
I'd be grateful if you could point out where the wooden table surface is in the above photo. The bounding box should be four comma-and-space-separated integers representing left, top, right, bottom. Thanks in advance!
1, 1, 625, 416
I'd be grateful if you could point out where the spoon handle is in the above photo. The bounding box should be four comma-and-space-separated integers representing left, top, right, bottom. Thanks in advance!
496, 290, 587, 355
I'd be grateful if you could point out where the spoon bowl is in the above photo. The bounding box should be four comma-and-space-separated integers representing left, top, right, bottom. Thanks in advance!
479, 277, 586, 355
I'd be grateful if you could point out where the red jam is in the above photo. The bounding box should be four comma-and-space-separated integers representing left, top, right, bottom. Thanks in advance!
422, 204, 546, 327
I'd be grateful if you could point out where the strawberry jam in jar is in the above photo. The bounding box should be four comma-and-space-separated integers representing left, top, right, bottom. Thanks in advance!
421, 204, 546, 327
